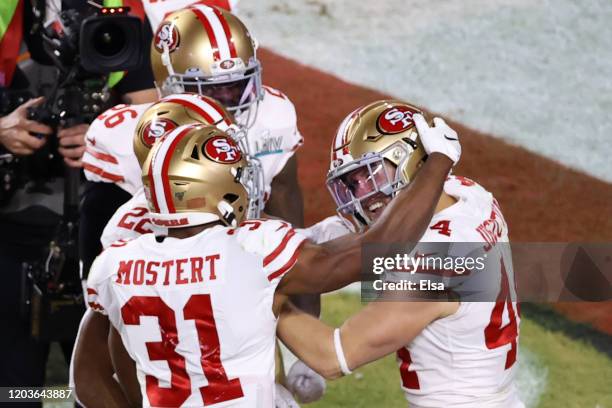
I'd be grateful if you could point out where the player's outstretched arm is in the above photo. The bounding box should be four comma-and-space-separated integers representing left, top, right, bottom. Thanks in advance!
277, 300, 456, 379
277, 117, 460, 295
109, 325, 143, 407
277, 153, 454, 296
73, 311, 133, 408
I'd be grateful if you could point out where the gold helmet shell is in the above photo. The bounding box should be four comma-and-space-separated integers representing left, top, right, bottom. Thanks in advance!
142, 124, 250, 228
150, 5, 263, 114
133, 93, 235, 168
326, 100, 428, 226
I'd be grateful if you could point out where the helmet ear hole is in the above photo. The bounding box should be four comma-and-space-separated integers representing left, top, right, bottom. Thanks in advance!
191, 145, 200, 160
223, 193, 239, 204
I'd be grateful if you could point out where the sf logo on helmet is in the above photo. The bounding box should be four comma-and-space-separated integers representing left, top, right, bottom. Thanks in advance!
204, 136, 242, 164
377, 106, 419, 134
142, 119, 178, 147
154, 23, 180, 52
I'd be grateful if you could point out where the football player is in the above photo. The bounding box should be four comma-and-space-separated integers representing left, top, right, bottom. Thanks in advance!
96, 93, 263, 248
80, 3, 304, 285
276, 101, 523, 408
72, 118, 460, 407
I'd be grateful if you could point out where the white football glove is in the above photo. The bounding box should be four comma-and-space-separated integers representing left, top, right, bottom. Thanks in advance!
413, 114, 461, 165
286, 360, 326, 403
275, 383, 300, 408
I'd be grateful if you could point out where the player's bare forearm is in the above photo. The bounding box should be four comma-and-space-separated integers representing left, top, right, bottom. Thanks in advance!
265, 155, 304, 227
109, 326, 143, 407
279, 300, 453, 381
340, 301, 452, 371
277, 301, 340, 379
266, 155, 322, 315
278, 153, 453, 295
73, 311, 133, 408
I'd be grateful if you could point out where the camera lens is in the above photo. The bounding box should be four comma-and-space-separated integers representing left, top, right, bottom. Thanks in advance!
92, 23, 126, 57
80, 14, 143, 73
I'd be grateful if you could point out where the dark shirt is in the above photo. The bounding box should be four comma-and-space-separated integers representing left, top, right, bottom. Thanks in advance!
0, 1, 154, 254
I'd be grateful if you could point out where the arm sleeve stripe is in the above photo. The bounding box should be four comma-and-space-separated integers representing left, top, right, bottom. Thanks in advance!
88, 301, 105, 311
83, 163, 125, 183
267, 240, 305, 281
263, 229, 296, 267
86, 288, 98, 295
85, 146, 119, 164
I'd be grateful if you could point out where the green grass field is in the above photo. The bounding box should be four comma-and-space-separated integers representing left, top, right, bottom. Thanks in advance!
310, 293, 612, 408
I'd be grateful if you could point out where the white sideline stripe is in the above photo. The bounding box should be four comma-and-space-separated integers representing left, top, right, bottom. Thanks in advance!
516, 346, 548, 408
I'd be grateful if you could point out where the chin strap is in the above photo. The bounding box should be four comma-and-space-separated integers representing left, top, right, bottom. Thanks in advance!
217, 201, 237, 227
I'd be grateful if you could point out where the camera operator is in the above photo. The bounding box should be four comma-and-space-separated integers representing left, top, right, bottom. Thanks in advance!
0, 0, 156, 400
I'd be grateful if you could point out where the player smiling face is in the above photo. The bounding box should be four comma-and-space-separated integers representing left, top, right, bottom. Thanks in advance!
329, 159, 397, 223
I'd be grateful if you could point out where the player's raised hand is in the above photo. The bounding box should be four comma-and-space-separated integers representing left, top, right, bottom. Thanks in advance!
413, 114, 461, 165
275, 383, 300, 408
286, 360, 326, 403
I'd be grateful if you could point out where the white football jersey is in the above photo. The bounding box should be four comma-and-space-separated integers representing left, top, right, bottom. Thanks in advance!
87, 219, 306, 408
310, 176, 522, 408
83, 103, 153, 195
83, 88, 302, 198
297, 215, 353, 244
100, 187, 161, 249
395, 176, 522, 408
99, 189, 342, 253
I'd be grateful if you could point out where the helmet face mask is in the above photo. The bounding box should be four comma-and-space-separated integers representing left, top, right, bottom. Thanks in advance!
152, 6, 264, 126
162, 62, 263, 116
327, 142, 412, 227
327, 100, 428, 229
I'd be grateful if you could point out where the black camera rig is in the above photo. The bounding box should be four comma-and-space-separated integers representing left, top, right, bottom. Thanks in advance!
10, 3, 145, 341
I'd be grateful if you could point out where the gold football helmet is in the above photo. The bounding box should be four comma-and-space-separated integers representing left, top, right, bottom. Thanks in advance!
151, 4, 263, 119
326, 100, 428, 227
142, 124, 253, 228
134, 93, 264, 219
134, 93, 235, 167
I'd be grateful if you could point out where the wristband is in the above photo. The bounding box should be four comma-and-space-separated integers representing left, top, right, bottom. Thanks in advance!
333, 328, 352, 375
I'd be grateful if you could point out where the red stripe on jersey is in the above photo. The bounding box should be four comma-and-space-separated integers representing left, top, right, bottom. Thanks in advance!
267, 241, 304, 281
88, 302, 105, 311
397, 348, 420, 389
191, 7, 221, 61
87, 288, 98, 295
85, 147, 119, 164
83, 163, 125, 183
263, 229, 296, 267
161, 127, 192, 213
213, 7, 237, 58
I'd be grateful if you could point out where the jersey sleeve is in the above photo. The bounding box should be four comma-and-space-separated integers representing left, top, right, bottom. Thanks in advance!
85, 253, 114, 316
82, 104, 150, 195
100, 189, 163, 249
298, 215, 353, 244
250, 87, 304, 195
233, 219, 307, 282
